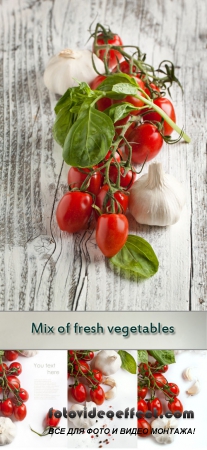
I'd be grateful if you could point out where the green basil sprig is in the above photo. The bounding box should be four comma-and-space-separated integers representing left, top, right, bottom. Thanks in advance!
110, 235, 159, 278
137, 350, 148, 364
148, 350, 175, 365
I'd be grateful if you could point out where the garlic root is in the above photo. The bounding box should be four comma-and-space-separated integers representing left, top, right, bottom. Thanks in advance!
102, 377, 117, 400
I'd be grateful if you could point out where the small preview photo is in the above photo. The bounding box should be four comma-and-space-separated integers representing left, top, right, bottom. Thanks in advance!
137, 350, 207, 449
67, 349, 137, 448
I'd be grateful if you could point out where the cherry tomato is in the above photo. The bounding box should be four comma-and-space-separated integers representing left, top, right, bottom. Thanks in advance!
144, 82, 160, 97
88, 369, 103, 384
126, 123, 163, 164
73, 360, 89, 375
93, 32, 123, 69
114, 115, 130, 136
56, 191, 93, 233
95, 185, 128, 216
112, 76, 145, 114
123, 77, 146, 113
138, 399, 148, 413
109, 164, 137, 189
90, 75, 112, 111
98, 150, 121, 174
164, 382, 180, 397
76, 351, 94, 361
68, 168, 102, 196
112, 60, 137, 75
143, 97, 176, 135
90, 385, 105, 405
147, 397, 162, 415
13, 403, 27, 421
7, 375, 20, 390
46, 409, 61, 427
68, 350, 76, 363
138, 386, 148, 399
0, 363, 8, 375
138, 363, 149, 377
4, 351, 19, 361
8, 362, 22, 376
96, 213, 128, 257
18, 388, 29, 402
1, 399, 13, 417
150, 373, 167, 388
137, 418, 151, 437
71, 383, 87, 403
150, 362, 168, 373
168, 397, 183, 413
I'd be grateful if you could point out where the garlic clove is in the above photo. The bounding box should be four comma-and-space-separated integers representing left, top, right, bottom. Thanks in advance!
186, 380, 200, 395
182, 367, 197, 381
102, 377, 117, 400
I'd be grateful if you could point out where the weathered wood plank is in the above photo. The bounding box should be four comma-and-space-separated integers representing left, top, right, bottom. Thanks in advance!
0, 0, 206, 310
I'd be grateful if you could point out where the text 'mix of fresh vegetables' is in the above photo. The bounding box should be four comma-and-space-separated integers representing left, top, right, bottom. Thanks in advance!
44, 23, 190, 278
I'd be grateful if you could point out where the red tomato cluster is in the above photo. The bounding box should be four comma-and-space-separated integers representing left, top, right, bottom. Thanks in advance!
56, 152, 135, 257
92, 27, 176, 162
68, 350, 105, 406
56, 26, 177, 258
0, 351, 29, 421
137, 361, 183, 438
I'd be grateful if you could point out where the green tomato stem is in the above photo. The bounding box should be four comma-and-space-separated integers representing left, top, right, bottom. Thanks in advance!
135, 94, 190, 142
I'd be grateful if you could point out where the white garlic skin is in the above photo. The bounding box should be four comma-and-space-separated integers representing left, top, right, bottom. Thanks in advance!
69, 402, 97, 429
151, 416, 178, 444
102, 377, 117, 399
186, 380, 200, 395
44, 49, 105, 95
182, 367, 197, 381
0, 417, 16, 445
129, 163, 186, 226
19, 350, 38, 357
92, 350, 122, 375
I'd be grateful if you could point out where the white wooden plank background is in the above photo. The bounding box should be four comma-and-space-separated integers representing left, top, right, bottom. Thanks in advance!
0, 0, 206, 311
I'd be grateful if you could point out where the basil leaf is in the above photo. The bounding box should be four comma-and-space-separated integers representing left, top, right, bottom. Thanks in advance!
118, 350, 136, 374
53, 107, 74, 147
54, 82, 96, 115
96, 73, 137, 92
63, 107, 114, 168
110, 235, 159, 278
103, 102, 138, 123
148, 350, 175, 365
112, 83, 138, 96
54, 89, 73, 115
137, 350, 148, 364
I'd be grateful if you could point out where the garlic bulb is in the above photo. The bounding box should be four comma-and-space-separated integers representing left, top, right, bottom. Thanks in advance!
182, 367, 197, 381
129, 163, 186, 226
69, 402, 97, 429
19, 350, 38, 357
92, 350, 122, 375
102, 377, 117, 399
44, 49, 105, 95
0, 417, 16, 445
151, 416, 178, 445
186, 380, 200, 395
